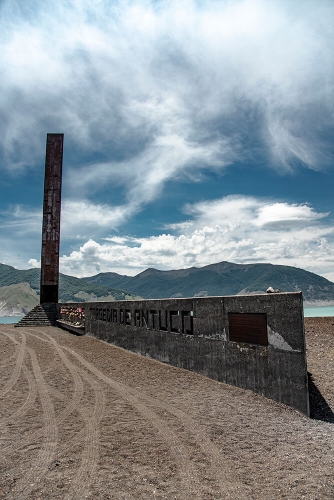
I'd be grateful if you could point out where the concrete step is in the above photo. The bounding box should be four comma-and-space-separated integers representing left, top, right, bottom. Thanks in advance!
15, 304, 58, 327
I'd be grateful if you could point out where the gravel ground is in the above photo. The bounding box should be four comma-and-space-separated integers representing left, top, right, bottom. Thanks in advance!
0, 319, 333, 499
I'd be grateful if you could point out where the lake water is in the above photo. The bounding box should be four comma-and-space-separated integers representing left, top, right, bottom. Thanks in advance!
0, 316, 23, 324
1, 305, 334, 324
303, 306, 334, 318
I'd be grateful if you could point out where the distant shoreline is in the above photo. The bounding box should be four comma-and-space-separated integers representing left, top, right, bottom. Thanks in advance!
304, 300, 334, 307
2, 303, 334, 322
2, 300, 334, 317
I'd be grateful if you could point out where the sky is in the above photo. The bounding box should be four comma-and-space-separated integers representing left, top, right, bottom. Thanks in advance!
1, 0, 334, 281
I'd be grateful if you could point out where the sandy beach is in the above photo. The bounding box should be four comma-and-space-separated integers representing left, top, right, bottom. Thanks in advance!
0, 318, 333, 499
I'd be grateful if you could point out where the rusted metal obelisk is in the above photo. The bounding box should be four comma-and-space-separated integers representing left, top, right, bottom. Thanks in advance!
40, 133, 64, 304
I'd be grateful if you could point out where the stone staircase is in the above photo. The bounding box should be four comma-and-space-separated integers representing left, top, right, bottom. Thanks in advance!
15, 303, 58, 327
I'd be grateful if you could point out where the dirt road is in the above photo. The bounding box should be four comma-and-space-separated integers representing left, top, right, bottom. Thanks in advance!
0, 321, 333, 499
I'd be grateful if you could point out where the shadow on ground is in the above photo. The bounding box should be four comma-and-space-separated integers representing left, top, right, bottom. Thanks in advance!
308, 372, 334, 424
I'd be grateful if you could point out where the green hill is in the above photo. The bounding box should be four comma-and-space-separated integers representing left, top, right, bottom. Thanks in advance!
82, 261, 334, 304
0, 283, 39, 316
1, 261, 334, 314
0, 264, 141, 306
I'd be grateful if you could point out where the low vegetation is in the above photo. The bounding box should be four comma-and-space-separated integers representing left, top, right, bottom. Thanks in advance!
1, 260, 334, 315
0, 264, 140, 314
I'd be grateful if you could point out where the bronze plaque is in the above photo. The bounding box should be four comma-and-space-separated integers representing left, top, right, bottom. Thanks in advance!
228, 313, 267, 346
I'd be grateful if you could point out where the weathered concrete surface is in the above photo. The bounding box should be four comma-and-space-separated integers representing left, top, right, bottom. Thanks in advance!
59, 292, 309, 415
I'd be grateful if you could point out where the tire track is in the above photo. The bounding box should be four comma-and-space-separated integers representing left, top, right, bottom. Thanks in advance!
62, 345, 202, 498
67, 366, 105, 500
0, 365, 38, 427
128, 388, 244, 494
0, 337, 19, 368
0, 331, 26, 397
59, 334, 234, 497
0, 330, 46, 456
6, 344, 58, 500
1, 332, 58, 500
1, 327, 241, 497
28, 329, 85, 423
45, 372, 105, 500
64, 342, 246, 497
57, 331, 247, 496
0, 330, 84, 456
27, 329, 105, 500
0, 331, 38, 429
46, 385, 93, 457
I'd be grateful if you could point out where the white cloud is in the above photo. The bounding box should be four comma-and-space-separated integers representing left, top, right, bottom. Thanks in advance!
28, 258, 40, 268
61, 200, 130, 238
323, 271, 334, 282
0, 205, 41, 234
2, 195, 333, 280
255, 203, 327, 229
0, 205, 42, 269
1, 0, 333, 202
1, 0, 334, 279
183, 197, 329, 231
59, 196, 334, 280
0, 199, 130, 268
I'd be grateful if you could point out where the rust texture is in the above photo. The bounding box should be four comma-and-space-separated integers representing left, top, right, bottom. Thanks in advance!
40, 133, 64, 304
228, 313, 268, 346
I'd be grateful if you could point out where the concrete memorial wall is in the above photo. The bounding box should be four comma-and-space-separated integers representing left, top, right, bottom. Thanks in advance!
58, 292, 309, 415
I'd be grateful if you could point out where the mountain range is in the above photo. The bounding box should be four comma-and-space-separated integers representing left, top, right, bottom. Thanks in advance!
1, 260, 334, 316
81, 261, 334, 305
0, 263, 140, 316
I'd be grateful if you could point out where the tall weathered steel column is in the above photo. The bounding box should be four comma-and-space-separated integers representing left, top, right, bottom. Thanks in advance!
40, 133, 64, 304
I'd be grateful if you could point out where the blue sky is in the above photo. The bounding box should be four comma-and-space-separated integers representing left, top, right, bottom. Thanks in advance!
1, 0, 334, 280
